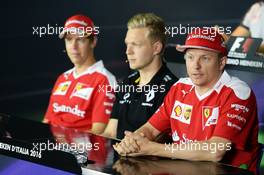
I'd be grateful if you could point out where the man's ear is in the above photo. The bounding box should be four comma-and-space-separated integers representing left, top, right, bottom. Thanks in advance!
90, 36, 97, 49
153, 41, 163, 55
219, 56, 227, 71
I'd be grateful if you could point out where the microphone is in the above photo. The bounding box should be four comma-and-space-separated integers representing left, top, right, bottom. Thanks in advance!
125, 59, 129, 63
62, 50, 67, 53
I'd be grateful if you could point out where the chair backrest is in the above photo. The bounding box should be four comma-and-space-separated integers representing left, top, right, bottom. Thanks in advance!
251, 80, 264, 130
257, 143, 264, 175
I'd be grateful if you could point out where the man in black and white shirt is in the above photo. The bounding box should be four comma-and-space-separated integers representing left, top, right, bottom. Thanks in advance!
103, 13, 178, 139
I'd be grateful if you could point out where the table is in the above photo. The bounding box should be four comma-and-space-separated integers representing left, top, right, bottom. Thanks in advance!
0, 114, 254, 175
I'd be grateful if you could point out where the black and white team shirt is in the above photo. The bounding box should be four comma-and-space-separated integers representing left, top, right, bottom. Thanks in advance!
111, 63, 178, 139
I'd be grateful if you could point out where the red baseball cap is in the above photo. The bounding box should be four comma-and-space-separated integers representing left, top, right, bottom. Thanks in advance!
176, 27, 227, 56
59, 14, 96, 39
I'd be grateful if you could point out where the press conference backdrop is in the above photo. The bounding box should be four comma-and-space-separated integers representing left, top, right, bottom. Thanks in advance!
3, 0, 264, 173
3, 0, 253, 117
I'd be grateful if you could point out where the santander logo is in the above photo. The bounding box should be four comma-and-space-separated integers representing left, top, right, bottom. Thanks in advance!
53, 103, 85, 118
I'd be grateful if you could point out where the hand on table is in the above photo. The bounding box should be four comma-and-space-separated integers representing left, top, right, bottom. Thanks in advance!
113, 131, 152, 157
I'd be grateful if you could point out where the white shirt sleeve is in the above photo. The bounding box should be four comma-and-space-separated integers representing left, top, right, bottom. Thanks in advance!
242, 2, 262, 28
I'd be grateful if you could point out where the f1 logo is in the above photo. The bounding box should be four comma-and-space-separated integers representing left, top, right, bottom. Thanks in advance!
230, 37, 244, 52
230, 37, 253, 53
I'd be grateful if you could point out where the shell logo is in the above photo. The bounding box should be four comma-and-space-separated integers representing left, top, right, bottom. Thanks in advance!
174, 105, 182, 117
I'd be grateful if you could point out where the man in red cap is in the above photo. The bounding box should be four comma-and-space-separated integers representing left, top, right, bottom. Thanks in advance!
113, 27, 260, 173
43, 14, 116, 134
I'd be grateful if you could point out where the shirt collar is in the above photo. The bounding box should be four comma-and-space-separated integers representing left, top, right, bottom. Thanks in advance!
147, 63, 168, 85
129, 63, 167, 86
73, 60, 104, 79
193, 70, 231, 101
212, 70, 231, 94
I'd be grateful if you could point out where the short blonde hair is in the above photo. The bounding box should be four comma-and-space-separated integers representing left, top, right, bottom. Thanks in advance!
127, 13, 166, 55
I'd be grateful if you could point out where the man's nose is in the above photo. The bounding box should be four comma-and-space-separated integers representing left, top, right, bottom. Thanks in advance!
193, 58, 201, 69
71, 40, 78, 50
126, 45, 133, 55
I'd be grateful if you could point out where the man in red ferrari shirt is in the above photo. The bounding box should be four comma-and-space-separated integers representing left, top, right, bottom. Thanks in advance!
113, 27, 260, 173
43, 14, 116, 134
